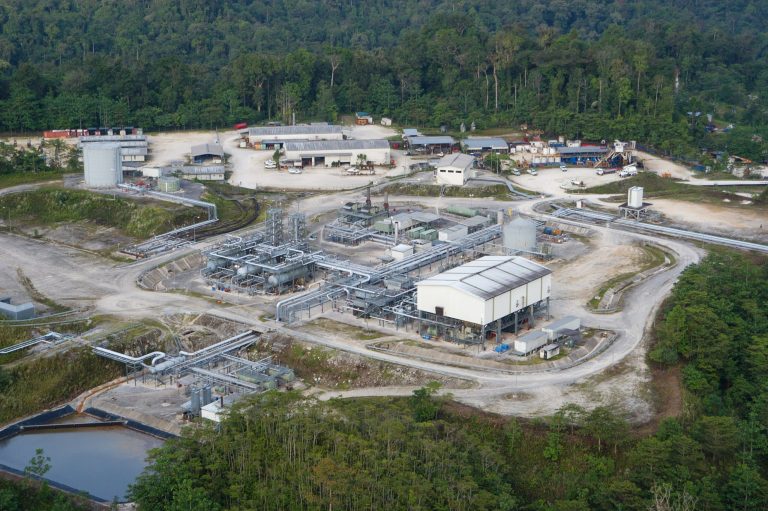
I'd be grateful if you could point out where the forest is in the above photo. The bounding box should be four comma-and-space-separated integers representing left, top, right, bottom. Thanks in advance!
0, 1, 766, 160
124, 251, 768, 511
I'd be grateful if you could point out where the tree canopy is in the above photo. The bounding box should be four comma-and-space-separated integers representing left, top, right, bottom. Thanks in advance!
0, 1, 766, 159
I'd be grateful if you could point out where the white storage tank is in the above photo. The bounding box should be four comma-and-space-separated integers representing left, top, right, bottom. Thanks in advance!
83, 143, 122, 188
158, 176, 181, 193
503, 215, 537, 253
628, 186, 644, 208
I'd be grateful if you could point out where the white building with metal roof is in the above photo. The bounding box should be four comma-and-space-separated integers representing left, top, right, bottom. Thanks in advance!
283, 139, 390, 167
435, 153, 475, 185
247, 125, 344, 146
416, 256, 551, 327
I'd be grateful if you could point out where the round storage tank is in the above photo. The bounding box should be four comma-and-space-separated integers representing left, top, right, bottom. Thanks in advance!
503, 216, 537, 253
158, 176, 181, 193
628, 186, 644, 208
83, 143, 123, 188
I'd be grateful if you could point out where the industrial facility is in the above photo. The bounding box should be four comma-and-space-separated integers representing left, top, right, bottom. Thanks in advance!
197, 190, 568, 350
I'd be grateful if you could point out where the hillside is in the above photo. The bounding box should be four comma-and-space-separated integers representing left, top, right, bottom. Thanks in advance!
0, 1, 766, 159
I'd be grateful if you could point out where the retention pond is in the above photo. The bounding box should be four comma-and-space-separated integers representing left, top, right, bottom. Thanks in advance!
0, 413, 165, 502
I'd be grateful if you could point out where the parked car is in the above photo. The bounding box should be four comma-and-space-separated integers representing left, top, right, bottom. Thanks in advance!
264, 159, 276, 169
511, 168, 521, 176
560, 164, 568, 172
288, 168, 302, 174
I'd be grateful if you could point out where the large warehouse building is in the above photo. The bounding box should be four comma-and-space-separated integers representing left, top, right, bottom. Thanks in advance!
247, 125, 344, 148
283, 139, 391, 167
416, 256, 551, 345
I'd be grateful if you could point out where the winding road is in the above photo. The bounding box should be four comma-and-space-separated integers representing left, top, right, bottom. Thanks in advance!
0, 182, 718, 417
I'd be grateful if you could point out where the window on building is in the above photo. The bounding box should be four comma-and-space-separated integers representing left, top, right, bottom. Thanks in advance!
435, 306, 444, 316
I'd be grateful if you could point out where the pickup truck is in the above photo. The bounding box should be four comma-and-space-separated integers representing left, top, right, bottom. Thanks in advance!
527, 168, 537, 176
619, 164, 638, 177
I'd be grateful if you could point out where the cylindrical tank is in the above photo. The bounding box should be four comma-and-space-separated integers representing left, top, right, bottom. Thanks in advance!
503, 216, 537, 252
190, 388, 201, 415
83, 143, 122, 188
158, 176, 181, 192
266, 266, 310, 287
628, 186, 644, 208
202, 385, 212, 406
446, 206, 478, 218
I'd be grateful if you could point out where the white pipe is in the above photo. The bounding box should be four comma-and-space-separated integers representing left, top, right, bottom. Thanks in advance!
178, 331, 253, 357
93, 347, 167, 366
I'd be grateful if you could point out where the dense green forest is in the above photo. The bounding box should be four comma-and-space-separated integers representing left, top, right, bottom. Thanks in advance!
128, 251, 768, 510
0, 1, 767, 160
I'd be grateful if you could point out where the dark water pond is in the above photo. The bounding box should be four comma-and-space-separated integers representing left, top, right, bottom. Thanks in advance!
0, 415, 164, 502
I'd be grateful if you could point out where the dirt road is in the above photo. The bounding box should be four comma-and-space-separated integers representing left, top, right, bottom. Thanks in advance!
0, 183, 704, 420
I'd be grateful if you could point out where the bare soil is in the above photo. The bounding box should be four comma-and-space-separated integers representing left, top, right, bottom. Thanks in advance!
256, 333, 469, 390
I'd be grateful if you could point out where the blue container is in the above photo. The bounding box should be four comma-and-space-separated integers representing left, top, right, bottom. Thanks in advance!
543, 226, 554, 235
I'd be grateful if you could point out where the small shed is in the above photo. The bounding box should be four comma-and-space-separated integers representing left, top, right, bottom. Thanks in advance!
390, 244, 414, 261
402, 128, 423, 139
438, 224, 468, 242
540, 343, 561, 360
542, 316, 581, 340
355, 112, 373, 125
191, 143, 224, 164
0, 300, 35, 320
514, 330, 549, 355
435, 153, 475, 186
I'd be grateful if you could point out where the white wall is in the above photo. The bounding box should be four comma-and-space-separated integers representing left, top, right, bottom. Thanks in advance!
435, 166, 468, 186
283, 147, 390, 166
417, 286, 486, 325
417, 274, 551, 326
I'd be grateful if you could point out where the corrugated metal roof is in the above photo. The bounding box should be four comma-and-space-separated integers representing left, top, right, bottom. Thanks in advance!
517, 331, 548, 343
409, 136, 455, 146
248, 125, 343, 136
542, 316, 580, 331
437, 153, 475, 170
283, 139, 389, 152
555, 146, 608, 154
410, 211, 440, 223
402, 128, 422, 137
417, 255, 551, 300
191, 143, 224, 157
462, 137, 509, 150
459, 215, 490, 227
